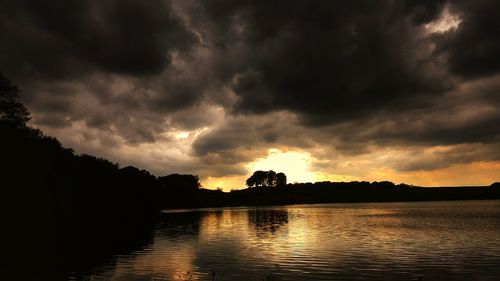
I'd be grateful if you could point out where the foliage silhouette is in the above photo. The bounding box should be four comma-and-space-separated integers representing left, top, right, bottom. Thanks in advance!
276, 172, 287, 187
159, 173, 200, 192
246, 170, 286, 188
0, 74, 159, 279
0, 73, 30, 127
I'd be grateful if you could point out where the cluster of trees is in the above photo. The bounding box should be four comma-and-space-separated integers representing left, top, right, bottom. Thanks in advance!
246, 170, 287, 188
1, 73, 207, 277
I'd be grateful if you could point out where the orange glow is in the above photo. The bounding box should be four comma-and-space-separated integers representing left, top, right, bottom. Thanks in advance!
247, 149, 316, 183
314, 173, 360, 183
202, 149, 317, 191
331, 162, 500, 187
202, 175, 248, 191
387, 161, 500, 186
202, 159, 500, 190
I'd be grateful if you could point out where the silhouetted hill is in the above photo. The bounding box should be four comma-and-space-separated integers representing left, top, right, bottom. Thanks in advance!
0, 121, 159, 279
222, 182, 500, 207
155, 181, 500, 209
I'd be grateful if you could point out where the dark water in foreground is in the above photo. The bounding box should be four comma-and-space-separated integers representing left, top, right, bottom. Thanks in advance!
72, 200, 500, 280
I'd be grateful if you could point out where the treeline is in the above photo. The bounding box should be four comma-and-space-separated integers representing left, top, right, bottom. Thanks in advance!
1, 74, 200, 279
0, 119, 214, 279
221, 181, 500, 207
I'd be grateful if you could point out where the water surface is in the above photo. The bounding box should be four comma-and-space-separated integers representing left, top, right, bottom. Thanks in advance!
75, 200, 500, 280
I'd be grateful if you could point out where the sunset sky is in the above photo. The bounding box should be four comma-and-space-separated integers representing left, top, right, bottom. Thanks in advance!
1, 0, 500, 190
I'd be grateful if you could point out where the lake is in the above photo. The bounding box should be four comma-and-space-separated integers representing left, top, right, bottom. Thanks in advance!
73, 200, 500, 280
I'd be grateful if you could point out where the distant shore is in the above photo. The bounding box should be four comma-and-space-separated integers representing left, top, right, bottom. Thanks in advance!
159, 182, 500, 210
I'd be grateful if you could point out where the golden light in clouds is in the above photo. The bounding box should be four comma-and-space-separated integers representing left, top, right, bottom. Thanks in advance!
317, 161, 500, 187
201, 146, 500, 191
174, 131, 190, 139
202, 149, 317, 191
314, 173, 360, 183
425, 5, 461, 33
202, 175, 248, 191
248, 149, 316, 183
390, 162, 500, 187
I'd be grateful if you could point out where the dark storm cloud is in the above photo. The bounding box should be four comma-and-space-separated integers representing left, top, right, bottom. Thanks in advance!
192, 72, 500, 172
195, 0, 452, 126
362, 75, 500, 147
2, 0, 500, 178
193, 114, 286, 158
186, 0, 500, 169
0, 0, 228, 145
436, 0, 500, 78
0, 0, 195, 79
395, 142, 500, 172
406, 0, 450, 24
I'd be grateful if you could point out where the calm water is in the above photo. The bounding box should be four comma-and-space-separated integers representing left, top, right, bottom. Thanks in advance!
75, 200, 500, 280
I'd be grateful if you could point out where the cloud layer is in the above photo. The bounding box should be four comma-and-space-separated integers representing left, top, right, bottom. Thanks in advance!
1, 0, 500, 187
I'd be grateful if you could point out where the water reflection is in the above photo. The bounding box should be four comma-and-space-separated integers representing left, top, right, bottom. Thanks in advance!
76, 201, 500, 281
156, 211, 208, 238
18, 220, 158, 281
248, 209, 288, 234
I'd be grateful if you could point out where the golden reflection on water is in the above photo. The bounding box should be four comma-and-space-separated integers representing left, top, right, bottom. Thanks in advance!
90, 201, 500, 281
109, 238, 198, 280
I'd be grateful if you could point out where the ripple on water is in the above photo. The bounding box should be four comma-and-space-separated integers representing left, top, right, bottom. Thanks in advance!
76, 200, 500, 281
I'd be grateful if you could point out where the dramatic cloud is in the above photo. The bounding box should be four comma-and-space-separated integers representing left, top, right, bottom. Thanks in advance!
198, 0, 452, 125
436, 0, 500, 78
1, 0, 500, 188
0, 0, 195, 79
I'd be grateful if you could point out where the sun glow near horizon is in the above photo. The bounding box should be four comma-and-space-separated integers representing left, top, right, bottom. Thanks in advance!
201, 148, 500, 191
202, 149, 318, 191
248, 149, 316, 184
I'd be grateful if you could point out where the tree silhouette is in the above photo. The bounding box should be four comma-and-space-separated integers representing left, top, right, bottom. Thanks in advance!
276, 172, 287, 187
266, 170, 277, 187
245, 174, 255, 187
246, 170, 266, 188
0, 73, 30, 127
246, 171, 259, 187
158, 174, 201, 192
246, 170, 286, 188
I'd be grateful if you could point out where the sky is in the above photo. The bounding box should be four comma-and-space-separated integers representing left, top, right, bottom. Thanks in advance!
1, 0, 500, 190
